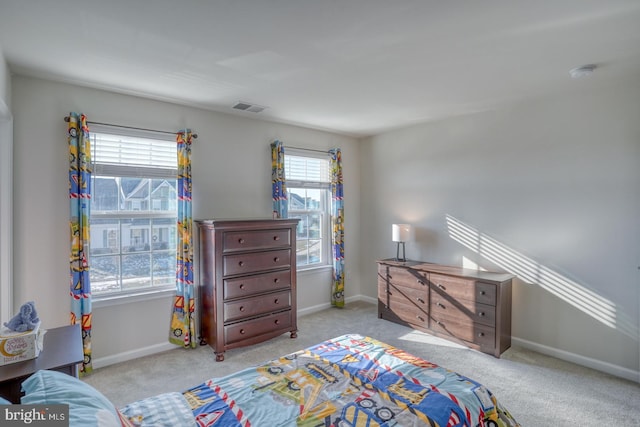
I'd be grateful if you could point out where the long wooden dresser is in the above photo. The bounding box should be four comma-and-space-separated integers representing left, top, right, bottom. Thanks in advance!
377, 259, 514, 357
196, 218, 299, 361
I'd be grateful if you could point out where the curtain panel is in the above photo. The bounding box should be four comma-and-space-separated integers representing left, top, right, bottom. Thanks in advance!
169, 130, 196, 348
68, 112, 93, 374
329, 148, 345, 308
271, 140, 288, 218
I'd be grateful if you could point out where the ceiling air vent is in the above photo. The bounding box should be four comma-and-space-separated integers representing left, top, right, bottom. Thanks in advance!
232, 101, 267, 113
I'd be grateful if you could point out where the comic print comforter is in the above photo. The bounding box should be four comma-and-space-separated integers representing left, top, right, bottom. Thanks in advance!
120, 334, 519, 426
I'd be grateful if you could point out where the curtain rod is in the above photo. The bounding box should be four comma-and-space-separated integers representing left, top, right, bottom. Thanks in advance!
284, 145, 329, 154
63, 117, 198, 139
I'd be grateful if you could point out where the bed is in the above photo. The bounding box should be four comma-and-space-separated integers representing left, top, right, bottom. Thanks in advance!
17, 334, 520, 427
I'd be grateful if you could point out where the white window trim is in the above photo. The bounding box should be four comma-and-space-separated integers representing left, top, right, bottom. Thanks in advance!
92, 287, 175, 308
297, 263, 333, 274
285, 148, 332, 270
89, 126, 178, 302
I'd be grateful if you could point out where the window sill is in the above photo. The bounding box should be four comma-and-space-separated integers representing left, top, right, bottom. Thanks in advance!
298, 264, 333, 275
91, 265, 333, 308
92, 287, 175, 309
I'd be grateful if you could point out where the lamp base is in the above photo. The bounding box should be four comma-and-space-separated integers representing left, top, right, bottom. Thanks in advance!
395, 242, 406, 262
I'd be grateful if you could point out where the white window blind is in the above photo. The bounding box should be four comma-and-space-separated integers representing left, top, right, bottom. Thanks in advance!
91, 132, 177, 178
285, 154, 330, 186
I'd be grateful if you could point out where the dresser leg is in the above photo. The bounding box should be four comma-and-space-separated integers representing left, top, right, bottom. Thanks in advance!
290, 331, 298, 339
215, 352, 225, 362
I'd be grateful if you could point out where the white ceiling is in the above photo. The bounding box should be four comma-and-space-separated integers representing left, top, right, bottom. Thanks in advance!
1, 0, 640, 137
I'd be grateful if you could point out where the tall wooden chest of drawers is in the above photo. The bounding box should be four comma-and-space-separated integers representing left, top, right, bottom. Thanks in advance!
378, 259, 514, 357
196, 218, 299, 361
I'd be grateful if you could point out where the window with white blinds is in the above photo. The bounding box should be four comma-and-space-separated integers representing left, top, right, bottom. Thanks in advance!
89, 129, 177, 297
284, 151, 331, 268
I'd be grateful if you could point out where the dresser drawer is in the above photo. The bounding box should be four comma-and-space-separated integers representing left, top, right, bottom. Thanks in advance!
224, 270, 291, 300
379, 281, 429, 314
430, 314, 496, 349
429, 273, 496, 306
225, 310, 292, 344
224, 290, 291, 322
223, 229, 291, 252
430, 296, 496, 327
223, 249, 291, 276
378, 287, 429, 329
381, 265, 428, 290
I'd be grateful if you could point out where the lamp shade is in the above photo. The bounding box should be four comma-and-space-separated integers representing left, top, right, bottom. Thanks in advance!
392, 224, 413, 242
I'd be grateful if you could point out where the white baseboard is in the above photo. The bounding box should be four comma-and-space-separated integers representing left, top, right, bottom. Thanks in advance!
355, 295, 378, 305
93, 295, 377, 369
512, 337, 640, 383
298, 294, 376, 317
95, 295, 640, 385
92, 342, 177, 370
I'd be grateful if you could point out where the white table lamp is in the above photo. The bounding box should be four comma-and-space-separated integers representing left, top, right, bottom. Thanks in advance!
392, 224, 413, 262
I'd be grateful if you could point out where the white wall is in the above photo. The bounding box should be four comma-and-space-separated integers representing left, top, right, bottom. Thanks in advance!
0, 49, 13, 324
11, 75, 361, 364
360, 76, 640, 379
11, 71, 638, 380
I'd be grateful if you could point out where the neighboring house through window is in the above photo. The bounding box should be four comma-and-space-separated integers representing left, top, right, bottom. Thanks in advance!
89, 128, 177, 297
284, 149, 331, 269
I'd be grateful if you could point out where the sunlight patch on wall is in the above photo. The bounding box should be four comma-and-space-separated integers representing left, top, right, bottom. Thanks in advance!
446, 214, 637, 338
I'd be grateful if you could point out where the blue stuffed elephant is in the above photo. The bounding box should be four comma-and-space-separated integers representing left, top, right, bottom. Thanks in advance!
3, 301, 40, 332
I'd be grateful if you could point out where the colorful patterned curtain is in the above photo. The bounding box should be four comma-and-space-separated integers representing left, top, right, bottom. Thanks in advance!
169, 130, 196, 348
329, 148, 345, 308
68, 112, 93, 374
271, 140, 288, 218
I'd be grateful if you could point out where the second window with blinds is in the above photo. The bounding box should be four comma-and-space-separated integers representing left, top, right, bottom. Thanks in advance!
285, 150, 331, 270
89, 127, 177, 298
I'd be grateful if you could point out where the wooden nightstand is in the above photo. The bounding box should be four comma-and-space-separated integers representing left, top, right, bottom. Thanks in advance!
0, 324, 84, 403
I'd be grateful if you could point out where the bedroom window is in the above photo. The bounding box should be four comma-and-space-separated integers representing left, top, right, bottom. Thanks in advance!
285, 151, 331, 269
89, 129, 177, 297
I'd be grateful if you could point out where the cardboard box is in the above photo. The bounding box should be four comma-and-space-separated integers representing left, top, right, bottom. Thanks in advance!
0, 323, 45, 366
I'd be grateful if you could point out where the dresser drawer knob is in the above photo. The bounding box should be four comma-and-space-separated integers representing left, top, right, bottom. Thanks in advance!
273, 235, 280, 241
274, 278, 280, 283
416, 297, 425, 304
274, 319, 280, 325
238, 238, 245, 244
274, 298, 279, 304
417, 279, 425, 285
479, 290, 486, 295
478, 312, 485, 317
437, 283, 445, 290
238, 261, 244, 267
239, 306, 245, 312
240, 329, 246, 335
274, 257, 280, 262
416, 315, 425, 322
437, 302, 445, 309
239, 283, 245, 290
477, 332, 485, 337
436, 320, 443, 326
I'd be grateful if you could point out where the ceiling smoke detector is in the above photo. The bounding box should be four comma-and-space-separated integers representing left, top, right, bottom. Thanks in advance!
569, 64, 597, 79
232, 101, 267, 113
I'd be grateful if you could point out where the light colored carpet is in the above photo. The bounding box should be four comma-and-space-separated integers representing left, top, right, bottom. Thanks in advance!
84, 301, 640, 426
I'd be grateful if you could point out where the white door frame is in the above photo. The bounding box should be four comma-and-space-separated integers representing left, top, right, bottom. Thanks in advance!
0, 102, 13, 323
